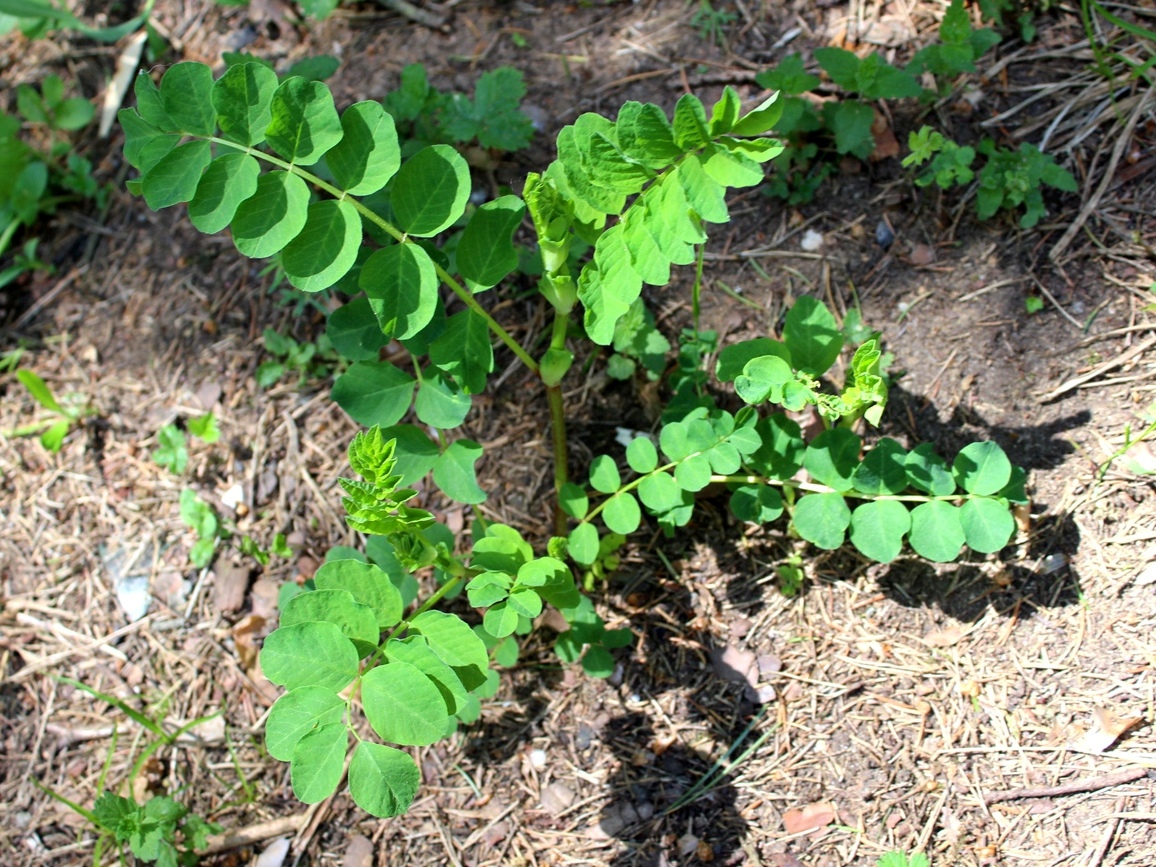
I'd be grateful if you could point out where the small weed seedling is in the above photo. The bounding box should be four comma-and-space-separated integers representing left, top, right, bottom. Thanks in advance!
153, 412, 219, 473
690, 0, 737, 48
7, 369, 92, 451
256, 327, 339, 387
179, 488, 224, 569
122, 61, 1026, 818
878, 852, 931, 867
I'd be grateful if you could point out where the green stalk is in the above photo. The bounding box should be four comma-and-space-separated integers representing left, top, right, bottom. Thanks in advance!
547, 384, 569, 536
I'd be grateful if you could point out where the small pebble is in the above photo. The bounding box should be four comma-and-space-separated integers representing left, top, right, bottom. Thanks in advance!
1040, 553, 1067, 574
875, 220, 896, 248
800, 229, 824, 252
528, 748, 547, 770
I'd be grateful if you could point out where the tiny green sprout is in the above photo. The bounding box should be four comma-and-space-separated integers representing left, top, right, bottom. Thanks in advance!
1025, 296, 1045, 314
8, 369, 92, 451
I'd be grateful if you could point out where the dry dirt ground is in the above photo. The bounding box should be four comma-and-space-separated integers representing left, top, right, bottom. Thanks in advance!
2, 1, 1156, 865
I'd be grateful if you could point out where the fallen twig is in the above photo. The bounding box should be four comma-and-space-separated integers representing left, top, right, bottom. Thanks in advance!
983, 767, 1150, 805
199, 815, 303, 855
1036, 335, 1156, 403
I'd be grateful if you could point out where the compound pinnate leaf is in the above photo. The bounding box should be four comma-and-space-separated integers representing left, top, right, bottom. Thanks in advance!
348, 742, 421, 818
282, 199, 362, 292
794, 492, 851, 550
852, 438, 909, 495
433, 439, 486, 504
674, 454, 712, 493
280, 588, 380, 657
188, 152, 260, 234
602, 492, 641, 534
953, 441, 1012, 496
361, 661, 449, 746
266, 76, 343, 166
783, 296, 843, 376
212, 61, 276, 146
638, 470, 683, 513
232, 170, 310, 258
909, 500, 966, 562
159, 62, 216, 136
331, 360, 416, 428
626, 436, 658, 474
849, 500, 910, 563
408, 610, 490, 691
361, 243, 438, 340
580, 224, 643, 345
260, 621, 359, 691
141, 140, 211, 210
391, 145, 471, 237
386, 636, 469, 716
959, 497, 1015, 554
327, 101, 400, 196
588, 455, 621, 494
730, 484, 784, 523
290, 722, 347, 803
457, 195, 526, 290
804, 428, 862, 492
265, 687, 346, 761
314, 558, 404, 629
906, 443, 956, 496
568, 523, 599, 566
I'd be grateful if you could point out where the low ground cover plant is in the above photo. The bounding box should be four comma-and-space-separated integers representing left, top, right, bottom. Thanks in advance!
120, 60, 1024, 817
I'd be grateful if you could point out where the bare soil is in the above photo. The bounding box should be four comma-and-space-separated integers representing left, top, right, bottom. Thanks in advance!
2, 2, 1155, 866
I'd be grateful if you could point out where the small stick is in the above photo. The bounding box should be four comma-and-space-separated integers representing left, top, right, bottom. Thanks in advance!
199, 815, 302, 855
983, 767, 1150, 805
1036, 335, 1156, 403
370, 0, 447, 30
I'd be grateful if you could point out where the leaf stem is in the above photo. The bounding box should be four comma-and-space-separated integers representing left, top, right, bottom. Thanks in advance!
207, 137, 540, 377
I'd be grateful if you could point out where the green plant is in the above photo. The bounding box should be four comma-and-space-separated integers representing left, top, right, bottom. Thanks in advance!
180, 489, 223, 568
980, 0, 1050, 42
902, 126, 976, 188
910, 0, 1002, 83
0, 0, 154, 42
383, 63, 534, 155
154, 425, 189, 473
690, 0, 737, 47
878, 852, 930, 867
120, 62, 1023, 818
976, 139, 1077, 227
6, 368, 91, 450
257, 327, 339, 387
1079, 0, 1156, 87
1098, 400, 1156, 479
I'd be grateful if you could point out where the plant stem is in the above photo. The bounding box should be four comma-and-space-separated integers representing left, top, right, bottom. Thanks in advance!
547, 384, 569, 536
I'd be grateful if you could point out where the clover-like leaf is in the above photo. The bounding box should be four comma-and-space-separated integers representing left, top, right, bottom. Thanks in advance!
265, 687, 346, 761
794, 492, 851, 550
908, 500, 965, 562
290, 722, 347, 803
266, 76, 343, 165
953, 441, 1012, 496
327, 101, 400, 195
282, 199, 362, 292
348, 742, 421, 818
391, 145, 471, 237
260, 621, 359, 691
849, 500, 910, 563
361, 661, 450, 746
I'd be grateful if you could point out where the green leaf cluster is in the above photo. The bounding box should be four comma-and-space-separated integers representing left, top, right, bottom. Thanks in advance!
910, 0, 1002, 80
179, 488, 222, 568
902, 126, 976, 188
92, 791, 220, 867
11, 368, 89, 451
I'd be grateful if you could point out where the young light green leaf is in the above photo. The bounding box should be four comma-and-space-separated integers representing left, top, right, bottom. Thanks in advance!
330, 361, 416, 428
852, 438, 908, 495
709, 86, 742, 136
602, 492, 641, 534
734, 354, 793, 404
265, 76, 343, 165
408, 609, 490, 691
908, 500, 965, 562
588, 454, 621, 493
290, 722, 347, 803
361, 243, 439, 340
385, 636, 470, 716
141, 140, 211, 210
466, 571, 512, 608
153, 425, 188, 474
118, 109, 179, 172
849, 500, 910, 563
16, 369, 64, 414
953, 441, 1012, 496
959, 497, 1015, 554
783, 295, 843, 376
231, 170, 310, 258
716, 338, 790, 382
391, 145, 471, 237
675, 155, 729, 223
260, 621, 359, 691
348, 742, 421, 818
804, 428, 861, 492
568, 523, 600, 566
280, 588, 380, 657
159, 62, 216, 136
432, 439, 486, 504
313, 558, 404, 629
265, 687, 346, 761
188, 152, 261, 234
282, 199, 362, 292
457, 195, 526, 290
906, 443, 956, 496
361, 661, 450, 746
327, 101, 400, 195
731, 91, 785, 136
730, 484, 783, 523
793, 492, 851, 550
211, 61, 277, 147
672, 93, 709, 151
516, 557, 580, 609
702, 144, 764, 188
559, 482, 589, 520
